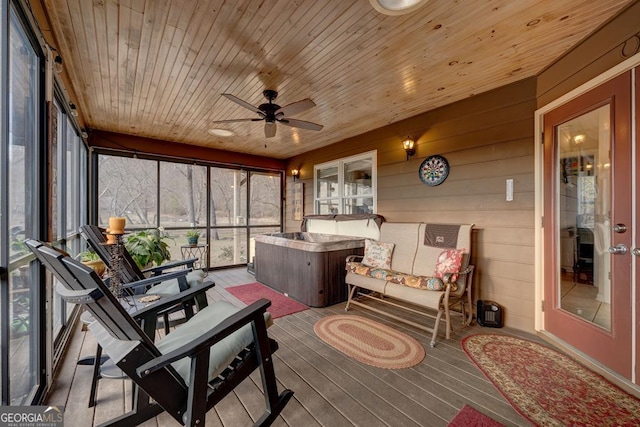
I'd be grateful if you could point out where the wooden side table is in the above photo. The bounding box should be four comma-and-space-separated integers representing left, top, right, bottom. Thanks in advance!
180, 244, 208, 271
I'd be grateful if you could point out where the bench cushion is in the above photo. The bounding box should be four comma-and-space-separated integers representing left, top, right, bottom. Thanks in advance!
346, 261, 453, 291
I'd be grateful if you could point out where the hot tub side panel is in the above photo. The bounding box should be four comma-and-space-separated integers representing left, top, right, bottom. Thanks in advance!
254, 242, 363, 307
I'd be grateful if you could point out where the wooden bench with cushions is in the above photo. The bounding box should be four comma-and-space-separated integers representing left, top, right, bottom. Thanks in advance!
345, 222, 475, 347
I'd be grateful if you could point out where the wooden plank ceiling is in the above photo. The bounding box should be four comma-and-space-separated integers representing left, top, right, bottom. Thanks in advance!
41, 0, 631, 159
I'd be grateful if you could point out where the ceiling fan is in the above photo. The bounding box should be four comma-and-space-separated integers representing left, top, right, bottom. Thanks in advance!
212, 90, 323, 138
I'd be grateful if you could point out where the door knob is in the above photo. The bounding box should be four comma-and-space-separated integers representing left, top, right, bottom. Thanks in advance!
609, 244, 628, 255
613, 223, 627, 233
632, 248, 640, 256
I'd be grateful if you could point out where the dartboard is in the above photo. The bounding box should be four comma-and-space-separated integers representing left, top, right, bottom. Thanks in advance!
418, 155, 449, 186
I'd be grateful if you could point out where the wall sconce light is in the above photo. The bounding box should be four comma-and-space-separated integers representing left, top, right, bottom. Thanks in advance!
69, 103, 78, 117
403, 137, 416, 160
291, 168, 300, 181
53, 54, 63, 73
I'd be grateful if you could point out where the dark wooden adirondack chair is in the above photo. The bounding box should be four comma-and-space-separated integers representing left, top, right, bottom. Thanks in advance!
80, 224, 201, 291
80, 224, 209, 330
26, 239, 293, 427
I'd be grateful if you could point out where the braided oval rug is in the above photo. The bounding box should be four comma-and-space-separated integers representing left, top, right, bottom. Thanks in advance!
314, 315, 425, 369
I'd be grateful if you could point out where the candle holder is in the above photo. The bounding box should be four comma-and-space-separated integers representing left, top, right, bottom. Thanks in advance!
103, 231, 130, 303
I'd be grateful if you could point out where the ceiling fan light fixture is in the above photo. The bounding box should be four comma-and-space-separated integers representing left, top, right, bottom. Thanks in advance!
369, 0, 429, 15
213, 90, 323, 139
208, 128, 234, 137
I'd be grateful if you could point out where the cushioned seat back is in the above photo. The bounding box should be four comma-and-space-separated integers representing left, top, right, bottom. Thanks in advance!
412, 223, 473, 277
378, 223, 421, 274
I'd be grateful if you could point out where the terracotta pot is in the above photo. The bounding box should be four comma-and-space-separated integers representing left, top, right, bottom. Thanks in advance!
82, 260, 106, 276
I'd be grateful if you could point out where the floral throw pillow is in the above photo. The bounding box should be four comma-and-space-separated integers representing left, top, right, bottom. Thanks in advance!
362, 239, 395, 270
434, 248, 466, 282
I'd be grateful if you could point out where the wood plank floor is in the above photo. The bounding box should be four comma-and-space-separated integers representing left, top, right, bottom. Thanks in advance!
45, 268, 537, 426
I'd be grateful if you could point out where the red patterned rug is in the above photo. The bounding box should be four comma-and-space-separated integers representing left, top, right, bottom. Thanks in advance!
448, 405, 503, 427
462, 334, 640, 426
226, 282, 308, 319
314, 315, 425, 369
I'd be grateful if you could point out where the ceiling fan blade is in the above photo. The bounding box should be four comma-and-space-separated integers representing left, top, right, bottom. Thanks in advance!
264, 122, 276, 138
222, 93, 262, 114
276, 99, 316, 117
279, 118, 323, 131
210, 118, 262, 124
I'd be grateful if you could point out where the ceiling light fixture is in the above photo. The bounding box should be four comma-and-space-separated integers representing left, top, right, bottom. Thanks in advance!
573, 134, 586, 144
69, 103, 78, 117
208, 128, 234, 137
369, 0, 429, 15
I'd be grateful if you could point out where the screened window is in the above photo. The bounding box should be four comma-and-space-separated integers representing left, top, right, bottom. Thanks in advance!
97, 155, 283, 270
5, 3, 42, 405
314, 151, 377, 214
98, 155, 158, 226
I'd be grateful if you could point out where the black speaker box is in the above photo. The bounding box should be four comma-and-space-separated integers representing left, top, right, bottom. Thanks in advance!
476, 300, 503, 328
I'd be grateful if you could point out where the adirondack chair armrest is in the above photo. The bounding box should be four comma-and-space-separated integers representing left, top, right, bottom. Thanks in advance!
122, 270, 191, 291
346, 254, 363, 263
142, 258, 197, 276
131, 280, 215, 320
54, 284, 103, 305
137, 298, 271, 377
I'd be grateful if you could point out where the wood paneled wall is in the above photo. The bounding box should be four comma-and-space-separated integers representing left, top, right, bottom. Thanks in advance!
283, 2, 640, 334
285, 77, 538, 332
537, 1, 640, 107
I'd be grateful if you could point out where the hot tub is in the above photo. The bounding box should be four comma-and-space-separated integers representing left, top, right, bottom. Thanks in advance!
254, 232, 365, 307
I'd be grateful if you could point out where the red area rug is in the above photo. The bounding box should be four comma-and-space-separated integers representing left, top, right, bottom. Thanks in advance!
314, 315, 425, 369
462, 334, 640, 426
448, 405, 503, 427
226, 282, 308, 319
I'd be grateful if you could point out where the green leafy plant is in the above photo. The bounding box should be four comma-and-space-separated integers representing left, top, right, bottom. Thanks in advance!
124, 228, 172, 269
186, 229, 200, 238
77, 250, 106, 276
78, 250, 101, 262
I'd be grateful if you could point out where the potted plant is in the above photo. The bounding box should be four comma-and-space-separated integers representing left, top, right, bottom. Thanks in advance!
124, 228, 172, 269
186, 229, 200, 246
78, 250, 106, 276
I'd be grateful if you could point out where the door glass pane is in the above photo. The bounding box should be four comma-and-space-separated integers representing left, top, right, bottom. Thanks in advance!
210, 168, 247, 267
8, 6, 40, 404
209, 228, 247, 267
98, 156, 158, 227
557, 105, 611, 330
210, 168, 246, 226
249, 172, 281, 225
159, 162, 207, 230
